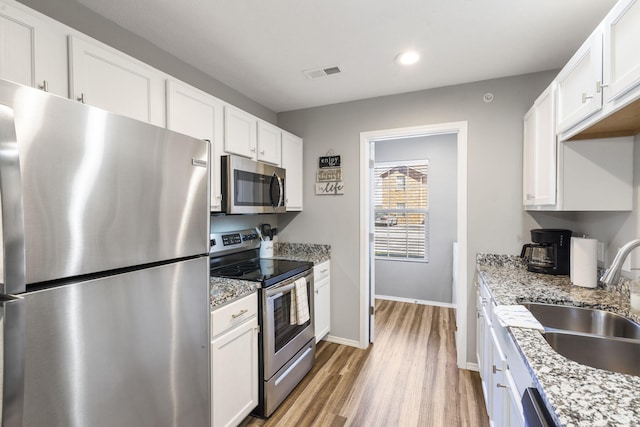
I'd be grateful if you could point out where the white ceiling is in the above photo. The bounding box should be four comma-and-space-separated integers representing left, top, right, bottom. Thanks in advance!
75, 0, 617, 113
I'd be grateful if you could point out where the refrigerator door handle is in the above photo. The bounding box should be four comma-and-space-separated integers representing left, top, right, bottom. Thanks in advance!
0, 104, 26, 295
1, 295, 26, 427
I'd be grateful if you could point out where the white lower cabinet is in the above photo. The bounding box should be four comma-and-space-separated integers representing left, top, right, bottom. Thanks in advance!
211, 293, 258, 427
313, 260, 330, 342
476, 273, 532, 427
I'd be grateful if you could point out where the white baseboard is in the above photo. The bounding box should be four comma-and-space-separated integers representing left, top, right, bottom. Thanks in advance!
322, 334, 363, 349
375, 294, 456, 309
465, 362, 479, 372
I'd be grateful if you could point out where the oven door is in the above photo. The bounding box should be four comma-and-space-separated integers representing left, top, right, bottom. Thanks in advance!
262, 270, 314, 380
222, 155, 286, 214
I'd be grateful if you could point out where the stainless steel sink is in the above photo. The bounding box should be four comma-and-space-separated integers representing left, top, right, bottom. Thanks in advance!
543, 332, 640, 376
521, 303, 640, 339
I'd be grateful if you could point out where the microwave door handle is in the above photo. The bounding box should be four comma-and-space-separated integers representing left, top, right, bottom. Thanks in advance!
0, 104, 27, 295
270, 173, 284, 208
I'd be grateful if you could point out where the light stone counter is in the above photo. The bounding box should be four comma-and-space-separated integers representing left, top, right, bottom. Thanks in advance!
477, 254, 639, 426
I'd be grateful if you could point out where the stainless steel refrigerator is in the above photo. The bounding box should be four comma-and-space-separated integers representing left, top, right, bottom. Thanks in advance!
0, 78, 211, 427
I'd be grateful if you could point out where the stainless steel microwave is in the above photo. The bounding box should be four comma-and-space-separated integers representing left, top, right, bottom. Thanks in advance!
221, 155, 286, 214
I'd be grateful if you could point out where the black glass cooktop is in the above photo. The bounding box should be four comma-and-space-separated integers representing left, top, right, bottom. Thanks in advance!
210, 249, 312, 287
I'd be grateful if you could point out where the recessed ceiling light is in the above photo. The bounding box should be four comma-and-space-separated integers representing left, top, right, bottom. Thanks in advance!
396, 51, 420, 66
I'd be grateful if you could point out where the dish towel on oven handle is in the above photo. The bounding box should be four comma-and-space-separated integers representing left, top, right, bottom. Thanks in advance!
289, 277, 310, 326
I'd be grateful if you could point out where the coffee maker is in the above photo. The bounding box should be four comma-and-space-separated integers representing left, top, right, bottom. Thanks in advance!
521, 229, 572, 275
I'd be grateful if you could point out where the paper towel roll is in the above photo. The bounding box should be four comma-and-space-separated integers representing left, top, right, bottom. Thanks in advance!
570, 237, 598, 288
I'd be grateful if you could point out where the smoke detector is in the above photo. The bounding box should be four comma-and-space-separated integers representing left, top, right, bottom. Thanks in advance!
303, 66, 342, 79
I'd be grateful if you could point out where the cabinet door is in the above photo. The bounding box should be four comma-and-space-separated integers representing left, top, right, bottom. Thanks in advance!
489, 327, 507, 426
0, 2, 68, 96
257, 120, 281, 165
603, 0, 640, 102
69, 36, 166, 126
523, 84, 557, 207
166, 80, 224, 211
556, 29, 603, 134
224, 104, 257, 159
475, 287, 490, 413
313, 261, 331, 342
211, 317, 258, 427
281, 132, 304, 211
504, 369, 525, 427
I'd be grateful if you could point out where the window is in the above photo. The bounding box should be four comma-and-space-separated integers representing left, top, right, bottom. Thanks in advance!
374, 160, 429, 261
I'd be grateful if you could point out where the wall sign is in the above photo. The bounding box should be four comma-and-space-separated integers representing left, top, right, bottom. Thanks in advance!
316, 151, 344, 195
315, 181, 344, 195
318, 155, 341, 169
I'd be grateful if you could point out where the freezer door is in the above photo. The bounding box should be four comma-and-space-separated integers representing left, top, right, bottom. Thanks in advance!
22, 257, 210, 427
0, 78, 210, 285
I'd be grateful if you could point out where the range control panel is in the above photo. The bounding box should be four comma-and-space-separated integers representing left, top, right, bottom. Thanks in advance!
210, 229, 261, 255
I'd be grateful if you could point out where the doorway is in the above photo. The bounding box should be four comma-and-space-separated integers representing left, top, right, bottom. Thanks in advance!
359, 122, 468, 368
373, 134, 457, 305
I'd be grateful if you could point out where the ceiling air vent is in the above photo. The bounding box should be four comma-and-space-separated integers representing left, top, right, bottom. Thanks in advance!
303, 65, 342, 79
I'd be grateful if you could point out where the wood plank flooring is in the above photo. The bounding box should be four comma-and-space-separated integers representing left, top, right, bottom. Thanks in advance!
241, 300, 489, 427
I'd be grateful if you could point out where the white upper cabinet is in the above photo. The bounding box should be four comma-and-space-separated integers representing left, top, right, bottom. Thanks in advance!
0, 1, 68, 96
281, 131, 304, 211
166, 79, 225, 211
224, 104, 257, 159
556, 27, 603, 134
523, 83, 557, 208
257, 120, 282, 165
69, 35, 166, 126
603, 0, 640, 103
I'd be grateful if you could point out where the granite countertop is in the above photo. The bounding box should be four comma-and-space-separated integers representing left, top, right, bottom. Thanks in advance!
209, 242, 331, 310
476, 254, 640, 426
272, 242, 331, 264
209, 277, 259, 309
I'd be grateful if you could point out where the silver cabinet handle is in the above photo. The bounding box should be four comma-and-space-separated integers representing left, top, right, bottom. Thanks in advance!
497, 383, 508, 389
250, 147, 256, 153
581, 92, 593, 103
492, 364, 502, 374
477, 311, 483, 319
320, 269, 328, 274
526, 194, 535, 200
231, 309, 248, 319
596, 81, 608, 93
38, 80, 49, 92
77, 93, 86, 104
260, 150, 265, 156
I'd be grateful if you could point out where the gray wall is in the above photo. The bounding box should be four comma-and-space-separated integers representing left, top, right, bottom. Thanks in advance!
374, 134, 457, 303
16, 0, 277, 123
277, 70, 558, 360
569, 134, 640, 272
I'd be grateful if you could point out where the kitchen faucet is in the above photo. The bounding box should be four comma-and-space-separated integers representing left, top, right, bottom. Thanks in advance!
600, 238, 640, 287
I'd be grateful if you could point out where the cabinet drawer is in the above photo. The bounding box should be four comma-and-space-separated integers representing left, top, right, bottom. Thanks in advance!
211, 292, 258, 338
314, 261, 330, 282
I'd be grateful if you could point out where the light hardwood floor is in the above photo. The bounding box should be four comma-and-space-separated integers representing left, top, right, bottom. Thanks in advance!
241, 300, 489, 427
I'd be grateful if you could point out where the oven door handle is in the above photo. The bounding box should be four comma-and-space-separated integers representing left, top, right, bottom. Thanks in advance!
265, 281, 300, 298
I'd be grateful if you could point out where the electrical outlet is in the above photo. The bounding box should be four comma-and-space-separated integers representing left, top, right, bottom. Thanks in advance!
597, 241, 605, 263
